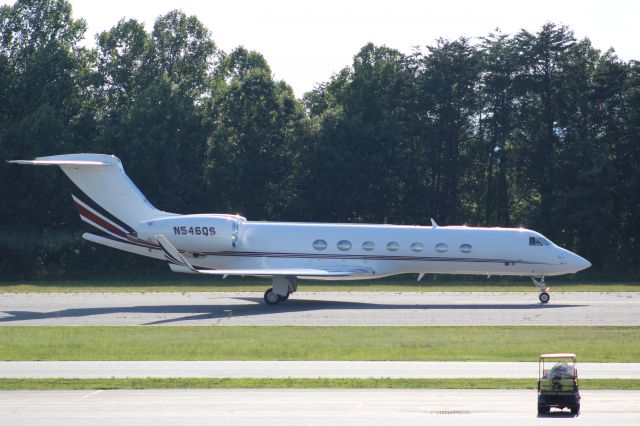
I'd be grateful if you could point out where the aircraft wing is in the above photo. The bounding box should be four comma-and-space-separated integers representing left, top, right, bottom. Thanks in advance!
155, 235, 374, 277
185, 267, 371, 277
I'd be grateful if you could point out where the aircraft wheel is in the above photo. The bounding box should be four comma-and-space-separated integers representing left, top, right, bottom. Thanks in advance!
281, 292, 290, 301
264, 288, 281, 305
539, 292, 550, 303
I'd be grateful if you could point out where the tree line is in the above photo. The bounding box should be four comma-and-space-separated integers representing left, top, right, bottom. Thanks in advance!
1, 0, 638, 279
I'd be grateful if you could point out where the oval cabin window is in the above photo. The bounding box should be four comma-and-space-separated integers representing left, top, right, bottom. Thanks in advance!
435, 243, 448, 253
362, 241, 375, 251
312, 239, 327, 251
386, 242, 399, 252
411, 242, 424, 252
337, 240, 352, 251
459, 243, 472, 253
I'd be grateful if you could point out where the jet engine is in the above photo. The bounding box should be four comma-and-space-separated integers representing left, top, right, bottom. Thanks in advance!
135, 214, 244, 253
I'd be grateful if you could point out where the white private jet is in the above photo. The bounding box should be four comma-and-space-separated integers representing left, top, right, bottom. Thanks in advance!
10, 154, 591, 305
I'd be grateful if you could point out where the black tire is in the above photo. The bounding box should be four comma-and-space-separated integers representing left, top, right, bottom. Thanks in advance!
281, 292, 290, 301
538, 405, 549, 415
264, 288, 281, 305
539, 292, 550, 303
571, 404, 580, 415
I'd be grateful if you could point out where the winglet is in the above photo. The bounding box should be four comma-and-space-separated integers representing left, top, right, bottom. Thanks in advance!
155, 234, 198, 274
430, 218, 438, 229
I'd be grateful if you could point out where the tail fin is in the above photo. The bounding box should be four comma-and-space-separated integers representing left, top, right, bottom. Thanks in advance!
9, 154, 171, 236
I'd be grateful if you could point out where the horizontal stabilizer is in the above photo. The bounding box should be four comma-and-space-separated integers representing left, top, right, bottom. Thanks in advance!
8, 159, 112, 166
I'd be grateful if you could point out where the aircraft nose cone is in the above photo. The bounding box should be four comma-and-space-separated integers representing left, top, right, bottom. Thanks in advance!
580, 256, 591, 269
574, 254, 591, 271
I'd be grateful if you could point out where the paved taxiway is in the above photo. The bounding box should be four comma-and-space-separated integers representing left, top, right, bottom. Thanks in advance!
1, 389, 638, 426
2, 360, 640, 379
0, 291, 638, 326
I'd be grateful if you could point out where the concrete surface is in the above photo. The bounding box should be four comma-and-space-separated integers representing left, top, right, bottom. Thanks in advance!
1, 291, 638, 326
0, 389, 638, 426
2, 360, 639, 379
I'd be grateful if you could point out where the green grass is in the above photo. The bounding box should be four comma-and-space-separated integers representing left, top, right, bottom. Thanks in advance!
0, 378, 638, 390
1, 326, 638, 362
1, 276, 639, 293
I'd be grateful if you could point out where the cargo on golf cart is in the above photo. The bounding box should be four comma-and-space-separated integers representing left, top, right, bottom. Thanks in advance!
537, 353, 581, 415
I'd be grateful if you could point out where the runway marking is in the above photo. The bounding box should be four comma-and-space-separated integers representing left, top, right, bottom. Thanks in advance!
81, 390, 103, 399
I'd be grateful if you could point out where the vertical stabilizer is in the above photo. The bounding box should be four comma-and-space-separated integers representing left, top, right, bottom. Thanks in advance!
9, 154, 172, 235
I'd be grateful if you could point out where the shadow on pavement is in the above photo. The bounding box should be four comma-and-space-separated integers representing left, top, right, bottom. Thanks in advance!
0, 296, 587, 325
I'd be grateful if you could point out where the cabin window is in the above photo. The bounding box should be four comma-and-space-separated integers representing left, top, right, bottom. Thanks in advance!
411, 242, 424, 252
362, 241, 375, 251
313, 239, 327, 251
337, 240, 352, 251
529, 237, 543, 246
435, 243, 448, 253
459, 243, 472, 253
386, 242, 399, 252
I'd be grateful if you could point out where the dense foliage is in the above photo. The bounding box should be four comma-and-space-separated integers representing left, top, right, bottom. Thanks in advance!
1, 0, 639, 278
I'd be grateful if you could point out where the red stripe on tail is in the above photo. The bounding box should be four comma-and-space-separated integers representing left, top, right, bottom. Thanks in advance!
74, 201, 128, 238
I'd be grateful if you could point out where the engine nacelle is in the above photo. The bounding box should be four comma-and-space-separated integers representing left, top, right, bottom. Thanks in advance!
135, 214, 244, 253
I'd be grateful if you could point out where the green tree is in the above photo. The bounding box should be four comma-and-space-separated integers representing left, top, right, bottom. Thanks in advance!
414, 38, 481, 224
510, 23, 575, 232
478, 30, 519, 225
95, 19, 150, 112
150, 10, 215, 96
0, 0, 92, 278
610, 59, 640, 267
302, 44, 414, 223
94, 11, 217, 214
207, 47, 306, 219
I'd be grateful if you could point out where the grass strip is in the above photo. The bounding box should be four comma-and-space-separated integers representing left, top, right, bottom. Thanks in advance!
0, 378, 638, 391
1, 326, 638, 362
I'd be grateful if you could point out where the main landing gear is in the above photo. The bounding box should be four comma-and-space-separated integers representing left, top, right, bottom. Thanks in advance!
263, 276, 298, 305
531, 276, 550, 304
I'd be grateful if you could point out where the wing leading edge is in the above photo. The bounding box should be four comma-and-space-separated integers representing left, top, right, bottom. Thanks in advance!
155, 234, 374, 277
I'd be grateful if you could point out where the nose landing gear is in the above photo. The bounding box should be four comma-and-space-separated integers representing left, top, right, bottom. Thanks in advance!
531, 276, 550, 303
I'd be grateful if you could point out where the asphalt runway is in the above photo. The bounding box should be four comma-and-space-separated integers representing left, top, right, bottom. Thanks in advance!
0, 291, 638, 326
2, 360, 639, 378
1, 389, 638, 426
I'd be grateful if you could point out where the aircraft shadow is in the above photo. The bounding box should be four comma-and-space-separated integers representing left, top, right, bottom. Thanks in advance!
0, 297, 587, 325
537, 411, 579, 418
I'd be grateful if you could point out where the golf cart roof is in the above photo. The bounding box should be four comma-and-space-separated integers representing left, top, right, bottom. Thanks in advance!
540, 353, 576, 359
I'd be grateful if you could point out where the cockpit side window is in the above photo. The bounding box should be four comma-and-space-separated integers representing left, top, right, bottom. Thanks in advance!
529, 236, 553, 246
529, 237, 543, 246
539, 237, 552, 245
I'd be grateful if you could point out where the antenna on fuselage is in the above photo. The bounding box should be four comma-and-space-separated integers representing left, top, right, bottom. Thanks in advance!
430, 218, 438, 229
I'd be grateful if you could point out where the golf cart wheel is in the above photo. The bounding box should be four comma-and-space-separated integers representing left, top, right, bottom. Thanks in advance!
539, 292, 550, 303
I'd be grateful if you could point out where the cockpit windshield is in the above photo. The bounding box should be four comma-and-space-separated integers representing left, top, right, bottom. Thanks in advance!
529, 236, 553, 246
